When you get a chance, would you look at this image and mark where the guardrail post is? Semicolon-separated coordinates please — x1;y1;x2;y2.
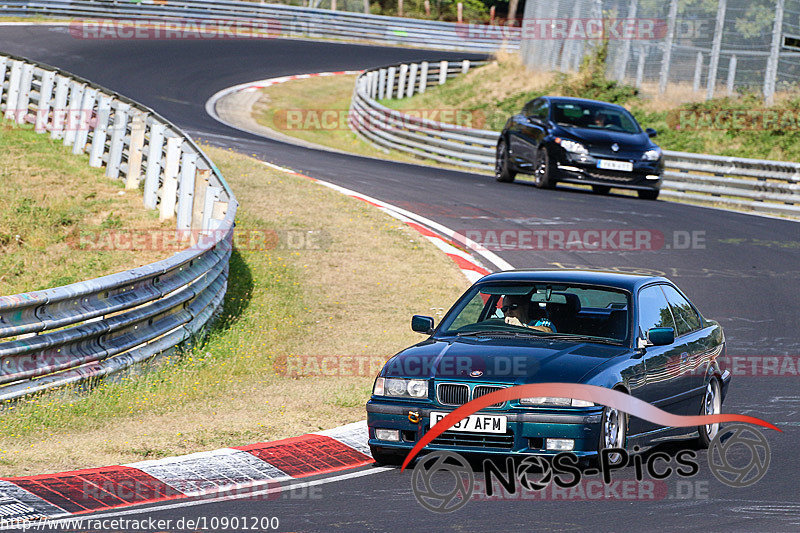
177;151;197;230
693;52;703;93
202;186;223;231
15;63;34;125
63;81;85;146
386;67;396;99
106;102;130;179
50;75;70;140
369;71;378;99
397;65;408;100
378;68;387;99
407;63;418;97
192;168;210;230
89;95;112;167
419;62;428;93
35;70;56;133
438;61;448;84
159;136;182;221
461;60;470;74
125;112;147;188
143;121;165;209
0;57;8;102
72;87;97;155
3;60;22;122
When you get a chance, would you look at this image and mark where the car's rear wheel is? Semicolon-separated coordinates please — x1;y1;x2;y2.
599;404;627;464
533;147;556;189
638;189;659;200
592;185;611;195
495;138;516;183
696;379;721;449
370;445;406;467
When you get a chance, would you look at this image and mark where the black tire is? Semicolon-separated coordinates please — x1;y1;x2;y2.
370;445;405;467
533;147;556;189
638;189;659;200
592;185;611;195
599;404;627;464
495;138;516;183
696;379;721;449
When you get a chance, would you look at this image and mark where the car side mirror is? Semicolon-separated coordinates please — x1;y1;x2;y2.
646;128;657;138
647;327;674;346
411;315;435;335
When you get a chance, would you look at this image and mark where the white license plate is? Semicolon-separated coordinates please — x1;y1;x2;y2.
597;159;633;172
430;412;507;434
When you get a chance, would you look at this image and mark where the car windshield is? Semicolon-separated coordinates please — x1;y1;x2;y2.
552;101;641;134
439;282;631;343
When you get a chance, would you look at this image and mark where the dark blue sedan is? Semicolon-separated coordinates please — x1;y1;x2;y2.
366;270;731;465
495;97;664;199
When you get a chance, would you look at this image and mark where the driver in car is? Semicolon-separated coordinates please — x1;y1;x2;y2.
501;295;556;332
593;111;607;128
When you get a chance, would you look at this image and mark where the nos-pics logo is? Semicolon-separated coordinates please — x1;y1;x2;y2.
410;424;770;513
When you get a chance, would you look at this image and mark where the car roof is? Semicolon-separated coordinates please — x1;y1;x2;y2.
476;269;670;292
545;96;628;109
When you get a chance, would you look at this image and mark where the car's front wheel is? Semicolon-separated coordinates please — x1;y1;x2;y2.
495;138;516;183
696;379;721;448
533;147;556;189
599;404;627;464
369;445;406;467
638;189;659;200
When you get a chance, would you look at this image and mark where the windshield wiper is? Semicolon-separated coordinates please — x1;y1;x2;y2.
542;334;624;346
456;330;516;337
456;329;549;338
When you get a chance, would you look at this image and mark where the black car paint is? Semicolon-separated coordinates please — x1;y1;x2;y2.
500;96;664;194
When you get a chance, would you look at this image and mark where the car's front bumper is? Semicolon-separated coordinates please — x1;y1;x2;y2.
554;153;663;191
367;400;604;458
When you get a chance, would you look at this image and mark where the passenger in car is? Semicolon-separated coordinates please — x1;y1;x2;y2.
501;294;556;332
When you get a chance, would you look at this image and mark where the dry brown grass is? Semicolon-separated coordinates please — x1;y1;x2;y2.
0;145;469;476
636;81;708;113
0;122;173;295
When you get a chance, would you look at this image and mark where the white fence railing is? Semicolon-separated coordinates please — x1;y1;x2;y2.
0;53;237;402
349;60;800;217
0;0;519;52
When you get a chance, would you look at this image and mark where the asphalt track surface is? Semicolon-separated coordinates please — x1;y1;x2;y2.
2;25;800;532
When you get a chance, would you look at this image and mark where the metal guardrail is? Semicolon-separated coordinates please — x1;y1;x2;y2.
0;53;238;402
0;0;519;52
349;60;800;217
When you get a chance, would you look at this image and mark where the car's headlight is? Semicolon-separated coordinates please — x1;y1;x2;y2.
643;147;661;161
519;397;594;407
373;377;428;398
556;138;588;155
